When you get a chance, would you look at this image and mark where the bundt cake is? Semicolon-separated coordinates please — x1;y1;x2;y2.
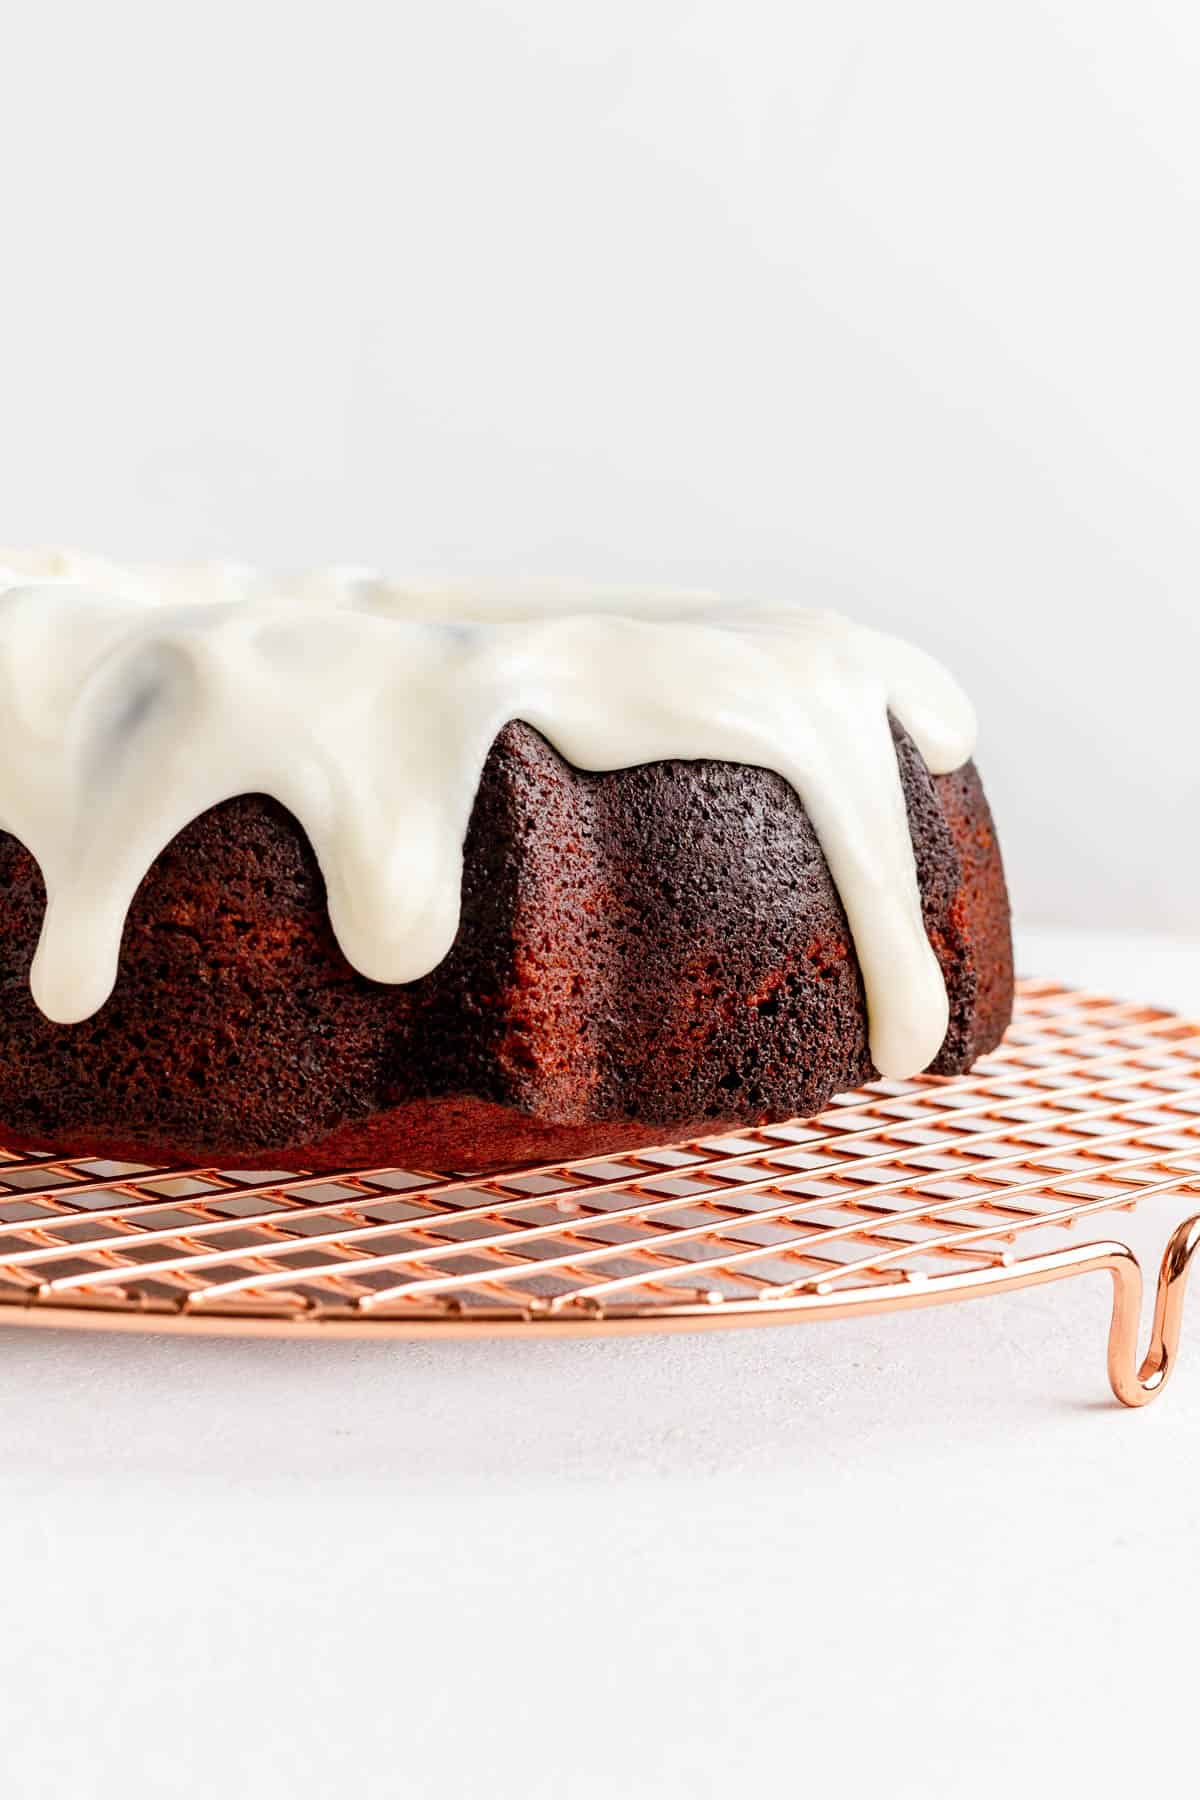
0;554;1013;1173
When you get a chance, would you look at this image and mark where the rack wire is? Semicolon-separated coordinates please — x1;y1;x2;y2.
2;979;1200;1405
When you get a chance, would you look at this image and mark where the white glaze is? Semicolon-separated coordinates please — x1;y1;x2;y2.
0;551;976;1078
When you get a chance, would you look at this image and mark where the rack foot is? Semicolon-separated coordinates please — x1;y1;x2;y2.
1103;1212;1200;1406
872;1212;1200;1407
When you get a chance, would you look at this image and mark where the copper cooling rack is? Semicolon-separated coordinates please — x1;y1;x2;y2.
2;978;1200;1406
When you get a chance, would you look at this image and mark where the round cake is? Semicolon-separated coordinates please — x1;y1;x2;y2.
0;553;1013;1172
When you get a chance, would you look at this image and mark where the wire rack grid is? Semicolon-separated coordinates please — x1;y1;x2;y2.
2;978;1200;1406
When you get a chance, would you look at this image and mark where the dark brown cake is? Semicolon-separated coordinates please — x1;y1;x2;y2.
0;719;1012;1172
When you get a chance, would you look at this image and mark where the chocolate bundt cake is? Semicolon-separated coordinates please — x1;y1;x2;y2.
0;555;1013;1172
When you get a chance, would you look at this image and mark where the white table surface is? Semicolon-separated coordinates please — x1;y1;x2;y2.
4;926;1200;1799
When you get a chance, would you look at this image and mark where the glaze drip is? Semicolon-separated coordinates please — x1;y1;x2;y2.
0;551;976;1078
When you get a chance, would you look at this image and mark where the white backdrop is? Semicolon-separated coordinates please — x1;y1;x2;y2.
4;0;1198;933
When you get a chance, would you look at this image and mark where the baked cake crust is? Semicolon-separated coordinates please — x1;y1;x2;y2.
0;720;1012;1172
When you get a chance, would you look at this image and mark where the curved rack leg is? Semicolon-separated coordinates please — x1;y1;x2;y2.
860;1212;1200;1408
1105;1212;1200;1407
